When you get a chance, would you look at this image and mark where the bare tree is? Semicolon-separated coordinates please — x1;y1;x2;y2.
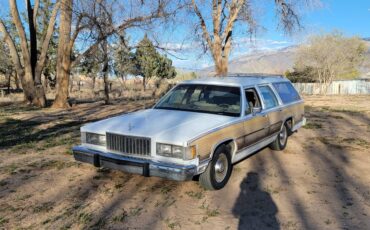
189;0;310;76
52;0;178;108
0;0;60;107
294;32;366;93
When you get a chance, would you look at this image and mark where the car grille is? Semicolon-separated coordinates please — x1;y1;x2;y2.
106;133;151;156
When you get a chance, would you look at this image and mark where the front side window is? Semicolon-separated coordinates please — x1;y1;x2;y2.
272;82;301;104
155;84;241;117
258;85;278;109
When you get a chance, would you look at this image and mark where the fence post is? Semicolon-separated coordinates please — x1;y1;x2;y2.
338;84;341;95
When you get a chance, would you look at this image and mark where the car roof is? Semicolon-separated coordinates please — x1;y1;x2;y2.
181;75;289;87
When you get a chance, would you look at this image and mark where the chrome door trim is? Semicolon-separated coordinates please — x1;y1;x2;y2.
232;133;278;163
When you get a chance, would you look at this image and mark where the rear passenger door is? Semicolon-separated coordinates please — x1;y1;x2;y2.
258;85;283;136
238;88;269;150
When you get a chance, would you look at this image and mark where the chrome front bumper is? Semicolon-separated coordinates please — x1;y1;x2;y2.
72;145;197;181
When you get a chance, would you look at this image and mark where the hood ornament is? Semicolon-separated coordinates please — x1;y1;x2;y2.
128;123;133;131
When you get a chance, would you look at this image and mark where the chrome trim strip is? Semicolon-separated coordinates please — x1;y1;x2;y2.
232;134;278;163
197;158;212;174
106;133;151;156
154;84;244;118
187;99;303;144
187;117;245;144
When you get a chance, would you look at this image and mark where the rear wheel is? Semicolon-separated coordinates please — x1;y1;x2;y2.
269;122;289;151
199;145;232;190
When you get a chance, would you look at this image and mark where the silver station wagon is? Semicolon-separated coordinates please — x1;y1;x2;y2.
73;76;306;190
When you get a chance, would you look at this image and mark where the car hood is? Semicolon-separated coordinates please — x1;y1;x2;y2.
81;109;238;144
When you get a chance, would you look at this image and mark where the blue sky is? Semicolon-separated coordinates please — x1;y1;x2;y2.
166;0;370;70
1;0;370;70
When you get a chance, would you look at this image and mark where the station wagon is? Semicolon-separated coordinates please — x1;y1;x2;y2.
73;76;306;190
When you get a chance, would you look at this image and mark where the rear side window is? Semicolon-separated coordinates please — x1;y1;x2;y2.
272;82;301;104
258;86;278;109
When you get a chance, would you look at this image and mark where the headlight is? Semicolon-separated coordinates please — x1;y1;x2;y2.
85;132;106;146
156;143;197;160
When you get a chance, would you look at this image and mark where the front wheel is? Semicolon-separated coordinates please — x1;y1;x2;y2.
269;122;289;151
199;145;232;190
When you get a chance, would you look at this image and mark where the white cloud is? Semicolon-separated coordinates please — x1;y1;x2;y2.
233;37;291;49
160;41;201;51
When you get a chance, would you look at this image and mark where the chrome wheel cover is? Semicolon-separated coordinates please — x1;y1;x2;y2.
214;153;228;183
279;126;287;145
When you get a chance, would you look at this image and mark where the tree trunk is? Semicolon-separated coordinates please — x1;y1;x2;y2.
33;71;47;107
53;62;71;108
27;0;46;107
21;70;37;104
70;74;74;92
52;0;72;108
103;73;110;104
92;75;96;91
78;80;81;91
102;41;110;104
43;72;49;92
7;74;11;94
143;77;146;91
215;58;228;76
27;0;37;80
14;71;20;90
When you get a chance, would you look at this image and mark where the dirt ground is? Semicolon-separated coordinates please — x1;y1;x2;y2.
0;95;369;230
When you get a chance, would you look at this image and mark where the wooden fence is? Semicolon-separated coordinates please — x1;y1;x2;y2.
293;80;370;95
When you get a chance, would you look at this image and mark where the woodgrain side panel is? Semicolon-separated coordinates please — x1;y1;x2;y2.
190;121;244;161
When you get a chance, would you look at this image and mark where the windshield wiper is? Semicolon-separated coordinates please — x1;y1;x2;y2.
155;107;239;117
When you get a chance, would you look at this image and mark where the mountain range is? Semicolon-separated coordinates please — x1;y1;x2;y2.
197;39;370;77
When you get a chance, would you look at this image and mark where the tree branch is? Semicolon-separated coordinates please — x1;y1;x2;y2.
191;0;213;51
221;0;243;41
33;0;40;26
219;0;228;34
71;4;170;67
212;0;222;36
274;0;301;34
9;0;31;67
35;1;60;75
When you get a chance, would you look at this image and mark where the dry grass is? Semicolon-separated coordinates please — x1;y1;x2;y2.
0;95;369;229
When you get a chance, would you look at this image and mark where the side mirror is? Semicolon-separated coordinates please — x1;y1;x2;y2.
252;107;262;115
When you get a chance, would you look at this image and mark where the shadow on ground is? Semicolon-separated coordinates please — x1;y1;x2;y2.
233;172;279;230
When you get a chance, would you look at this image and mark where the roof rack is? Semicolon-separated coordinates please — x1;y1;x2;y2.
225;73;284;78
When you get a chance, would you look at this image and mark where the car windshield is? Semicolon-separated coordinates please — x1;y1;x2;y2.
155;84;241;117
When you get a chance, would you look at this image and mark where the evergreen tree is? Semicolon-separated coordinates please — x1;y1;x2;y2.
156;55;176;79
113;34;136;81
134;35;177;90
134;34;159;90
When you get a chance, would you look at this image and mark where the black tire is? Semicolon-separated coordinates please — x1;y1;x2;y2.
286;119;293;136
269;122;289;151
199;145;232;190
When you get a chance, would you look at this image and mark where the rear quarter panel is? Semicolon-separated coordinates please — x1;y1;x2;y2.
282;101;305;126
